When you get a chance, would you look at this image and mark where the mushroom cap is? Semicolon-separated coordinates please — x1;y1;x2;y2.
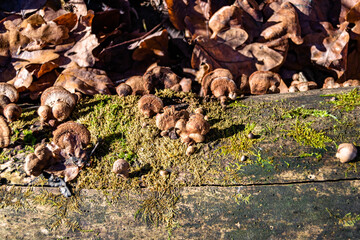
38;105;52;122
53;121;90;149
52;101;72;122
138;94;163;118
179;78;192;92
186;113;210;135
342;79;360;87
143;66;180;91
64;164;80;182
0;116;10;148
188;133;205;143
3;103;22;122
125;76;149;96
24;154;43;176
0;95;10;109
323;77;340;89
201;68;234;97
156;107;189;131
116;83;132;96
34;143;52;162
249;71;281;95
112;159;130;178
336;143;358;163
40;86;77;108
0;83;19;103
210;77;238;99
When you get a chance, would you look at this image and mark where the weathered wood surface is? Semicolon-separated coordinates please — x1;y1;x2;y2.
1;87;360;239
1;180;360;239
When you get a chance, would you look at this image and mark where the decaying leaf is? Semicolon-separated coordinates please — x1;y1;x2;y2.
260;2;303;45
240;42;285;71
54;62;113;95
311;22;349;78
191;36;254;80
131;29;169;61
209;5;243;38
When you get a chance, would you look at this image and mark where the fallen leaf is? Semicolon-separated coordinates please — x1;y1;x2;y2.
54;62;114;95
131;29;169;61
65;33;99;67
191;36;254;80
310;22;349;78
260;2;303;45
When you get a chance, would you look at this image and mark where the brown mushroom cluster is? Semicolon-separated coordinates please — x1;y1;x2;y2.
38;86;77;125
116;65;192;97
24;121;91;182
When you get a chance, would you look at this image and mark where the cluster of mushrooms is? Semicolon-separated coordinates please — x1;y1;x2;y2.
0;61;357;194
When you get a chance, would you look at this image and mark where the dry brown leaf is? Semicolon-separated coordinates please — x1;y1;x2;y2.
260;2;303;45
54;62;113;95
65;34;99;68
191;36;254;80
216;27;248;49
310;22;349;78
131;29;169;61
52;12;78;31
239;42;285;71
209;5;243;38
19;14;69;47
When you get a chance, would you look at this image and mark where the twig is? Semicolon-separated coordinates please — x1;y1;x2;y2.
100;18;167;54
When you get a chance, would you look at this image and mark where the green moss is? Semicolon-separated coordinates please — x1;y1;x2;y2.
323;88;360;111
282;107;338;122
284;119;333;149
217;123;260;161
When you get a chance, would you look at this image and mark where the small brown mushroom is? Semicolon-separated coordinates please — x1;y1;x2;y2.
37;105;52;124
0;95;10;113
342;79;360;87
336;143;358;163
248;71;281;95
176;113;210;144
112;159;130;178
0;83;19;103
53;121;90;159
3;103;22;122
143;66;181;92
322;77;341;89
138;94;163;118
179;78;192;92
24;143;52;176
0;116;10;148
201;68;238;105
40;86;77;122
156;106;189;131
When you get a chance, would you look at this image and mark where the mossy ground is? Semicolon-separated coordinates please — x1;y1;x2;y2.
1;88;360;234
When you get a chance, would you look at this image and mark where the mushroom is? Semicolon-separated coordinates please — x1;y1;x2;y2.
52;121;91;161
24;143;53;176
322;77;341;89
0;83;21;122
248;71;281;95
40;86;77;122
342;79;360;87
3;103;22;122
176;113;210;145
138;94;163;118
112;159;130;178
0;83;19;103
0;116;10;148
179;78;192;92
143;66;181;92
336;143;358;163
291;81;317;92
116;76;149;97
156;106;189;132
201;68;238;105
